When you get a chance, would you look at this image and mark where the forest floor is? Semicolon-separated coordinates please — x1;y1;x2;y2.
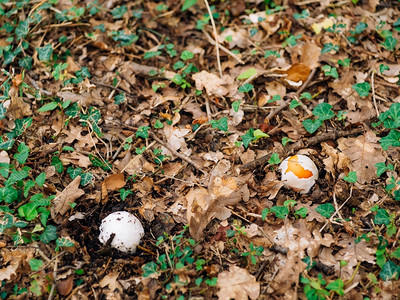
1;0;400;299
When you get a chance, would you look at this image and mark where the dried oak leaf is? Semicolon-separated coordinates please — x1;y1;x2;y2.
186;176;249;240
99;272;122;292
0;248;34;281
51;176;84;222
217;266;260;300
337;131;385;183
334;234;375;279
192;71;234;97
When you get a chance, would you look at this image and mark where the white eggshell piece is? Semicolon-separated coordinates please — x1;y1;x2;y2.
279;154;318;194
99;211;144;253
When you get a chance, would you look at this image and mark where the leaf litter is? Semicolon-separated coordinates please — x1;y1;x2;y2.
0;0;400;299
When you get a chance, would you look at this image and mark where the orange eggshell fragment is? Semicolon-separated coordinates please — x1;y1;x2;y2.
279;154;318;194
285;155;314;179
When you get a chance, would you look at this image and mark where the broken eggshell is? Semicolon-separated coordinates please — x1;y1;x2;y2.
279;154;318;194
98;211;144;253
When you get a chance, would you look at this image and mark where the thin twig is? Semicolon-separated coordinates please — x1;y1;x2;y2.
149;131;207;174
371;71;379;117
121;141;156;173
203;0;222;77
90;80;136;99
47;258;58;300
202;30;245;64
320;186;353;232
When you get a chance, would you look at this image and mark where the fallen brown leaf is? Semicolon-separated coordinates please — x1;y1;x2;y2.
217;266;260;300
51;176;85;222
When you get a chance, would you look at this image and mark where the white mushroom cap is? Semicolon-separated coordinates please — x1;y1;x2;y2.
98;211;144;253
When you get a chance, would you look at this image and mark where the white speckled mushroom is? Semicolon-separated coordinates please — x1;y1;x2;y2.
98;211;144;253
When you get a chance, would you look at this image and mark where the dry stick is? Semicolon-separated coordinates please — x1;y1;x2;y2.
266;68;317;122
203;0;223;78
371;71;379;117
239;127;364;174
90;80;136;99
202;30;245;64
320;186;353;232
149;131;207;174
121;141;156;173
48;257;58;300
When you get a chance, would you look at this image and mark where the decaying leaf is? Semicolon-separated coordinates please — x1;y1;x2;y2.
104;173;125;191
186;176;249;240
51;176;85;222
217;266;260;300
337;131;385;183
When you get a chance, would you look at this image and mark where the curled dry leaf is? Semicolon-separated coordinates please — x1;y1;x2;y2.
51;176;85;223
57;275;74;296
217;266;260;300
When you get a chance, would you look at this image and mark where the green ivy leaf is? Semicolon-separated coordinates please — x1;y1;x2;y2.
35;173;46;187
382;36;398;51
374;209;390;225
29;259;43;271
379;261;400;281
18;56;33;70
302;119;323;134
209;117;228;132
114;93;126;104
24;180;35;198
111;5;127;19
36;44;53;61
120;188;133;201
80;172;93;186
295;207;308;218
55;237;74;251
6;168;30;186
313;103;335;121
142;261;159;277
270;206;289;219
67;167;83;179
18;202;38;221
181;0;197;11
237;68;257;80
343;171;357;183
14;142;30;164
241;128;256;148
268;153;280;165
289;99;301;109
40;225;57;244
321;43;339;54
379;130;400;150
326;279;344;295
0;187;18;203
316;203;335;218
51;156;64;173
144;51;161;59
261;208;270;220
375;162;394;177
232;101;241;113
180;50;194;61
136;126;150;139
15;20;29;40
352;82;371;97
264;50;281;58
238;83;254;93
